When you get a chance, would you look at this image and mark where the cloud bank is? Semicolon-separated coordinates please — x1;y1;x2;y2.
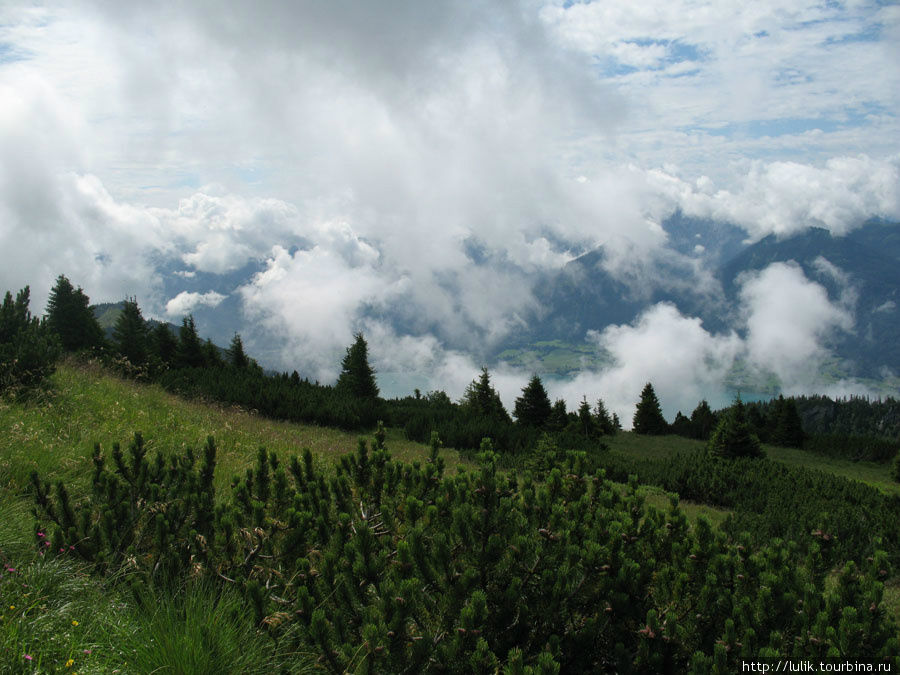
0;1;897;414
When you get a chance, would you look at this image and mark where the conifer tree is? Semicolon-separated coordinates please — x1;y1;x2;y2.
893;453;900;483
670;411;693;437
45;275;105;353
336;333;379;399
150;322;178;367
547;399;568;431
690;399;717;440
513;375;552;427
0;286;60;392
632;382;668;435
112;298;148;366
595;398;615;435
202;338;222;367
577;396;598;438
708;396;764;459
771;395;805;448
226;333;249;369
461;367;508;422
176;315;205;369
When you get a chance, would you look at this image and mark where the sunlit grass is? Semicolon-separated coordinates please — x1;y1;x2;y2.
604;431;900;496
0;359;464;500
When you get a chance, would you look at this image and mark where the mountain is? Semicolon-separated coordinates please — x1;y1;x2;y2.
502;219;900;382
718;222;900;377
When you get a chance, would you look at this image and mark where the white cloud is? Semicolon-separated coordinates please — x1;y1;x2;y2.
165;290;227;318
738;261;855;390
552;303;743;426
646;155;900;240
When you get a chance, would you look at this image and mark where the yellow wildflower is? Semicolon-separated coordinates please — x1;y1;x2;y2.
65;658;75;667
71;619;79;626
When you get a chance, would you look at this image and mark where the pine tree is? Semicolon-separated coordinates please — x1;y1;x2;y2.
514;375;552;427
202;338;222;367
45;275;105;353
771;395;805;448
336;333;379;399
547;399;569;431
595;398;614;435
708;397;764;459
226;333;249;369
461;367;508;422
150;322;178;367
670;411;693;437
577;396;598;438
176;315;205;369
112;298;148;366
0;286;60;392
690;399;717;440
632;382;668;435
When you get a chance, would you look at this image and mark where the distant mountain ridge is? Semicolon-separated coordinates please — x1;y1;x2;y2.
502;218;900;383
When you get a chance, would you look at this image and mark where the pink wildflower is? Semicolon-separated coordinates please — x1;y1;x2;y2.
24;654;33;661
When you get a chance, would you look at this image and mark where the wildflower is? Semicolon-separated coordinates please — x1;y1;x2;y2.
24;654;32;661
82;649;92;655
9;605;14;610
72;620;79;626
66;658;75;667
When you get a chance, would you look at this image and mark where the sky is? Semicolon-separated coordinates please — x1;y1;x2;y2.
1;0;899;423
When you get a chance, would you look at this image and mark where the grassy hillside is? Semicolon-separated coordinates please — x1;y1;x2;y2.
0;359;466;548
605;431;900;497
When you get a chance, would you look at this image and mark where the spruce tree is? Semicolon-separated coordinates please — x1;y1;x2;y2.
595;398;614;435
689;399;717;440
150;322;178;367
461;367;508;422
45;275;105;353
771;395;805;448
176;315;205;369
513;375;552;427
336;333;379;399
226;333;249;369
577;396;598;438
708;397;764;459
547;399;568;431
632;382;668;435
0;286;60;392
111;298;148;366
202;338;222;367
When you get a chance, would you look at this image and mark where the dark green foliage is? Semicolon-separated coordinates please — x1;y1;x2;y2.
30;432;217;580
770;395;805;448
112;298;149;368
894;454;900;483
708;397;764;459
595;398;616;435
202;338;223;368
45;274;105;353
0;286;61;394
226;333;249;369
462;367;510;423
790;393;900;439
632;382;669;435
689;399;718;440
176;315;205;369
150;321;178;369
802;433;899;464
513;375;552;428
598;448;900;567
548;399;569;432
336;332;379;399
31;431;900;671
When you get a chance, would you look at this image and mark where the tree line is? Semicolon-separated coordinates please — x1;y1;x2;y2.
2;274;898;480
